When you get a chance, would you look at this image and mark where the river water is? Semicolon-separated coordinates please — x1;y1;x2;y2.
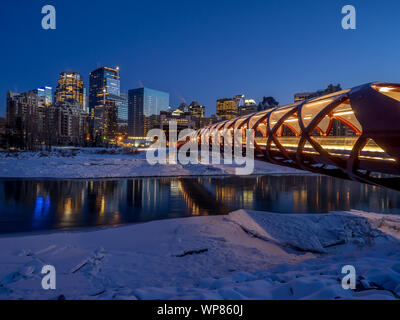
0;175;399;234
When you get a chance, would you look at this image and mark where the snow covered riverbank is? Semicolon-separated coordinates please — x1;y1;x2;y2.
0;148;304;179
0;210;399;300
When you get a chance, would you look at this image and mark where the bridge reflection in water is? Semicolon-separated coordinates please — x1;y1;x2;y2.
194;83;400;190
1;176;400;234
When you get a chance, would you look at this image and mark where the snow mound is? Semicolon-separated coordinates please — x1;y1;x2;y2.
349;210;400;240
1;211;400;300
228;210;387;253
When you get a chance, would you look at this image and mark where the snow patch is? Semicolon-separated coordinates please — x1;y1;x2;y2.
0;148;305;179
228;210;385;253
0;210;399;300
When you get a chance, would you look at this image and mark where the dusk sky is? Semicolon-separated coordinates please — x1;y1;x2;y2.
1;0;400;116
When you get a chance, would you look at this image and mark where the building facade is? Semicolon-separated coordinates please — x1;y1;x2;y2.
89;67;125;141
6;90;38;127
159;109;196;135
117;93;128;126
6;88;88;149
128;88;170;137
54;72;84;106
36;86;53;106
239;99;258;116
216;95;243;120
6;90;43;149
49;100;89;145
189;101;205;117
89;67;120;111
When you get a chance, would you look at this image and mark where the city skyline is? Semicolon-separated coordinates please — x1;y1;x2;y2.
3;65;224;114
2;0;400;303
2;0;400;117
3;64;281;117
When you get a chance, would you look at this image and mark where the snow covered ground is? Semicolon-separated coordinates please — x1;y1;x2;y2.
0;209;399;300
0;148;304;179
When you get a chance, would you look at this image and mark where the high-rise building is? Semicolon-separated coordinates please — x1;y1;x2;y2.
187;101;205;129
240;99;258;116
89;66;124;141
216;95;243;120
49;100;89;145
118;93;129;126
6;90;39;128
54;72;84;106
89;67;120;111
83;88;89;114
128;88;170;137
36;86;53;106
6;90;48;148
116;94;129;137
189;101;205;119
6;89;89;148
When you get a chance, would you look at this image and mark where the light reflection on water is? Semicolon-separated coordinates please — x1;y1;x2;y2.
0;175;399;234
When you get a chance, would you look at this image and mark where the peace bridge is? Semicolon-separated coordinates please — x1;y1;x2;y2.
189;83;400;190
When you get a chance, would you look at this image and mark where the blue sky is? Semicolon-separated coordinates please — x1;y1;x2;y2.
1;0;400;116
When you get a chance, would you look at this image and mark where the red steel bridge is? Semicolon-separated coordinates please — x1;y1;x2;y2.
190;82;400;190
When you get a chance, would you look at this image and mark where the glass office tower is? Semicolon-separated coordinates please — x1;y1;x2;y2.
89;67;120;112
118;93;129;126
89;67;123;140
128;88;170;137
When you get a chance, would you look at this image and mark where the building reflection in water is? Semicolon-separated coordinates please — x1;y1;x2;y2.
0;175;400;234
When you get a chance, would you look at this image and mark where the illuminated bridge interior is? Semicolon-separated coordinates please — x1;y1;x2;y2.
191;82;400;190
